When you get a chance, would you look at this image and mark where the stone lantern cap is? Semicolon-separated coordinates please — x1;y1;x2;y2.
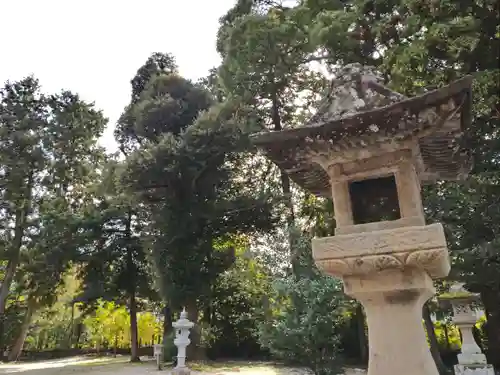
439;282;481;303
252;64;473;197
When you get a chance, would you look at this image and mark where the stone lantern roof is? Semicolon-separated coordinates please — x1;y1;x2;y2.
439;282;481;303
252;64;473;196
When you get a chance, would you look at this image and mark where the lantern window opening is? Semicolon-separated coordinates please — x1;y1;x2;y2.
348;174;402;225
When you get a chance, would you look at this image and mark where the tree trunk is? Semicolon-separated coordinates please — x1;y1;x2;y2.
0;174;33;359
0;260;17;359
7;301;35;362
481;289;500;371
0;261;18;318
270;90;297;274
0;215;28;314
125;208;140;363
162;305;172;342
74;323;82;349
0;228;27;357
355;304;369;364
129;287;140;362
423;303;449;375
37;332;45;351
162;305;172;363
65;303;75;349
186;302;204;361
443;323;450;351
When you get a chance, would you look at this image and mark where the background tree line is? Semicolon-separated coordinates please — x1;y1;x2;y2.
0;0;498;374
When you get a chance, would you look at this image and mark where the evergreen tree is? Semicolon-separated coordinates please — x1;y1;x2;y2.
0;77;106;357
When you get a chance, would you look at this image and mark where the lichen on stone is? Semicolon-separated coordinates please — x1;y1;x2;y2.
306;63;400;126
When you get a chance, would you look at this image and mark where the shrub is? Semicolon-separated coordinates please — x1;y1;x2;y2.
258;275;348;375
207;252;273;359
163;331;177;362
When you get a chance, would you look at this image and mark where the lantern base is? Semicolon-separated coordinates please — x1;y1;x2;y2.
458;353;488;365
455;364;495;375
172;366;191;375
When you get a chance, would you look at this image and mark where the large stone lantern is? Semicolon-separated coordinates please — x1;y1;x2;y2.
252;64;473;375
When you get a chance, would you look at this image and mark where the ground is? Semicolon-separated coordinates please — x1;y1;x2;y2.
0;357;366;375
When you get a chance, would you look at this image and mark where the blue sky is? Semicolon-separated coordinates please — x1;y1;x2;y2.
0;0;235;151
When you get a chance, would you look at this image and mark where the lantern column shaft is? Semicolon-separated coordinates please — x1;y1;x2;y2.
458;324;481;357
344;268;439;375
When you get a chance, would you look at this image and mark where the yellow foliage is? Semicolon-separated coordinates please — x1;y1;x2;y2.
83;300;162;349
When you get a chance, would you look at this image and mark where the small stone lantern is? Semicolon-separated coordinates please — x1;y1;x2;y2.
440;283;494;375
172;308;194;375
252;64;473;375
154;343;163;370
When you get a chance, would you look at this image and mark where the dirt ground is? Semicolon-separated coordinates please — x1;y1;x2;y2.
0;361;301;375
0;357;366;375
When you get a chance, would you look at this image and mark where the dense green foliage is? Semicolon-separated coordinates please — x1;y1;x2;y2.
258;233;348;375
0;77;106;360
260;277;347;373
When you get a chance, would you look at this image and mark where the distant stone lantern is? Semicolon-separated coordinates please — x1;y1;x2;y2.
439;283;494;375
172;308;194;375
252;64;473;375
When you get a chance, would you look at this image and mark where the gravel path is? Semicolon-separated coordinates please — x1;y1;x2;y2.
0;357;366;375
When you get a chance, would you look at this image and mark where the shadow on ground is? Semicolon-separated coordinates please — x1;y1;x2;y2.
189;361;365;374
0;356;139;374
0;357;366;375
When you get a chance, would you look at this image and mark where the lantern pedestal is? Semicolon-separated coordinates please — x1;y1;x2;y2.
455;365;494;375
346;269;436;375
314;224;450;375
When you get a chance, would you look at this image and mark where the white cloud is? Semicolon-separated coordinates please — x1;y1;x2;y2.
0;0;235;152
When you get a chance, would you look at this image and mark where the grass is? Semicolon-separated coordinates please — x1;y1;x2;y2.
190;360;279;371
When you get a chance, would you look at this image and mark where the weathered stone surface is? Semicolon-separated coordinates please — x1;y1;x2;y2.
334;216;425;235
313;224;450;278
314;223;446;257
306;63;395;125
458;353;488;365
454;364;495;375
251;71;473;196
341;268;439;375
